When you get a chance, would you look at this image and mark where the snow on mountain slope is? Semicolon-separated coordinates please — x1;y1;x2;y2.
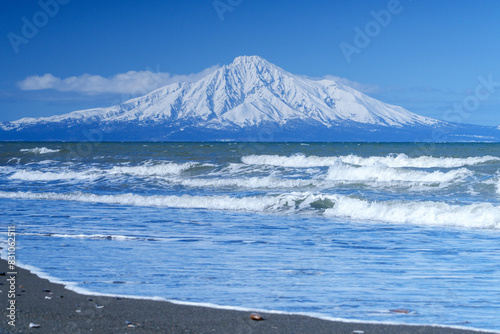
3;56;441;132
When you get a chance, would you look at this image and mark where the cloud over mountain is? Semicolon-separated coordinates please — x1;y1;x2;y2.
3;56;500;142
17;66;220;95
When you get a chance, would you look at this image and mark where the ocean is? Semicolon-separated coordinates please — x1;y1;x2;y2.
1;142;499;331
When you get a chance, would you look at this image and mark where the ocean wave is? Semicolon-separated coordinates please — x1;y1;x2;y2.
169;166;467;189
19;232;148;241
0;166;16;174
326;163;472;183
20;147;60;154
339;154;499;168
242;154;340;167
6;162;199;181
8;170;100;181
107;162;198;176
242;153;499;168
173;176;316;189
0;190;334;212
1;190;498;229
482;174;500;195
0;190;276;211
7;158;21;164
324;197;500;229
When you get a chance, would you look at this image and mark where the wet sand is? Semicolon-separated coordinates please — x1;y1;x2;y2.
0;258;495;334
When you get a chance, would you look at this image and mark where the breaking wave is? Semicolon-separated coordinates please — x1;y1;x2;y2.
325;162;471;183
4;163;474;190
107;162;198;176
7;162;199;181
9;170;100;181
20;147;60;154
19;232;146;241
242;153;499;168
0;190;282;211
324;197;500;229
171;176;316;189
1;190;498;229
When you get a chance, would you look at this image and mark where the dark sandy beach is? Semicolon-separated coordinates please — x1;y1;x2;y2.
0;258;496;334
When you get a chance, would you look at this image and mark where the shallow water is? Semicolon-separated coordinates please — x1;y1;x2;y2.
1;142;499;330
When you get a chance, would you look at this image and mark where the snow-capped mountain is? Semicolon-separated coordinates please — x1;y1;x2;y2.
1;56;499;142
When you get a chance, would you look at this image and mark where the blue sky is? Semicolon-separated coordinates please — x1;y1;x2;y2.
1;0;500;125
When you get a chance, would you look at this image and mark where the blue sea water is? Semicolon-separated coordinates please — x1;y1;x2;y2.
1;142;500;331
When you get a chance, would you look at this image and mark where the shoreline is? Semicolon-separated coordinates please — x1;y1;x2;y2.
1;258;497;334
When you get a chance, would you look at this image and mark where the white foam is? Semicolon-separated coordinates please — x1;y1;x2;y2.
0;190;336;214
9;170;99;181
6;161;197;181
173;176;315;189
324;197;500;229
326;162;472;183
20;232;142;241
0;166;16;174
107;162;196;176
20;147;60;154
242;154;341;167
35;160;57;165
242;153;500;168
339;153;499;168
0;190;278;211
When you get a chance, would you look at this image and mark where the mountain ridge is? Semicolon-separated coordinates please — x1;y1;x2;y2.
1;56;499;142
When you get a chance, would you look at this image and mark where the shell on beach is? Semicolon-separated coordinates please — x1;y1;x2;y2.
249;313;263;321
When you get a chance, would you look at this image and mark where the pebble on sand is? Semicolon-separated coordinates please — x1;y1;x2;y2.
125;320;136;328
250;313;263;321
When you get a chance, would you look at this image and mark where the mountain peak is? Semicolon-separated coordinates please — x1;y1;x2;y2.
231;55;268;65
228;55;280;75
1;55;465;141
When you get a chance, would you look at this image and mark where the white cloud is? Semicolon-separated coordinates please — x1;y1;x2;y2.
17;66;220;95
